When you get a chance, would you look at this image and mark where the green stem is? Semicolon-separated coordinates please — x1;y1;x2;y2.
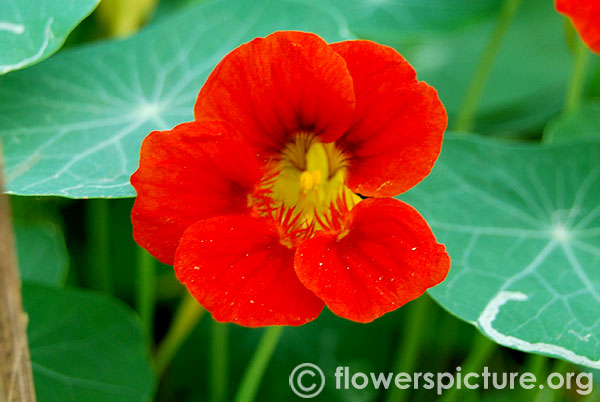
582;387;599;402
156;273;185;300
210;320;229;402
454;0;523;132
233;326;284;402
385;296;431;402
435;311;461;370
519;354;547;400
135;247;156;337
533;359;570;402
439;333;496;402
86;199;112;293
526;354;548;374
154;292;204;376
564;39;589;113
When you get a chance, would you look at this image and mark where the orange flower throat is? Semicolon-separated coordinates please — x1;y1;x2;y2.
248;133;361;248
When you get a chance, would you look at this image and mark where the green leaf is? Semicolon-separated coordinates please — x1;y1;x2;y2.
0;0;100;75
0;0;349;197
544;101;600;144
321;0;502;41
0;0;503;198
398;0;572;135
15;221;68;287
401;135;600;369
24;284;155;402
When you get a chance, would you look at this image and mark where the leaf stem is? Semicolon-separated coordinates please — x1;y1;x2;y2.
533;358;569;402
0;142;36;401
564;39;589;113
439;333;496;402
135;247;156;337
233;326;284;402
385;296;431;402
86;199;113;293
96;0;158;37
210;320;229;402
154;292;204;377
519;354;547;400
454;0;523;132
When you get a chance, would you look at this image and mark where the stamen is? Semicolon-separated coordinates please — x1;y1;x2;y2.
300;170;322;193
248;133;360;248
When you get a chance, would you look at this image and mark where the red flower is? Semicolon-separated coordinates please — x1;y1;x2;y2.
131;31;450;327
556;0;600;53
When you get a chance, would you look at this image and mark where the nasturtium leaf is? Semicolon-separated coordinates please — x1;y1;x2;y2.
402;135;600;369
544;101;600;144
320;0;502;41
15;221;68;287
397;0;572;135
23;284;155;402
0;0;100;75
0;0;353;198
0;0;502;198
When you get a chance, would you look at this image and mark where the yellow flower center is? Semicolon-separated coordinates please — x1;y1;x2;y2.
249;132;360;247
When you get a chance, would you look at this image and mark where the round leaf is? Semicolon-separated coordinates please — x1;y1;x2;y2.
0;0;100;75
24;284;155;402
402;135;600;369
15;221;68;286
0;0;504;198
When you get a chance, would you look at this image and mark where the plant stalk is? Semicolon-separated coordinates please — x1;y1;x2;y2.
385;296;430;402
86;199;113;293
0;141;36;402
135;247;156;337
439;333;496;402
210;320;229;402
233;326;284;402
564;39;589;113
454;0;523;132
154;292;204;377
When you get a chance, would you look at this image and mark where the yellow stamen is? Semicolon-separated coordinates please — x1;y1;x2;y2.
300;170;322;193
250;132;361;247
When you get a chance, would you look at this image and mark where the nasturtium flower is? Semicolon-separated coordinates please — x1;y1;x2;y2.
131;31;450;327
556;0;600;53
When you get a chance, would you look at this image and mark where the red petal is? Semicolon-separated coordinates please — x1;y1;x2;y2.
131;121;261;265
175;215;324;327
194;31;356;159
295;198;450;323
556;0;600;53
330;40;447;197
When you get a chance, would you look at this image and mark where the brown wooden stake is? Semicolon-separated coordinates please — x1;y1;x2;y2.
0;141;36;402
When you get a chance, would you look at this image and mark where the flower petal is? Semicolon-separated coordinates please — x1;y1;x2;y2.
330;40;447;197
131;121;261;265
295;198;450;323
556;0;600;53
194;31;356;159
175;214;324;327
